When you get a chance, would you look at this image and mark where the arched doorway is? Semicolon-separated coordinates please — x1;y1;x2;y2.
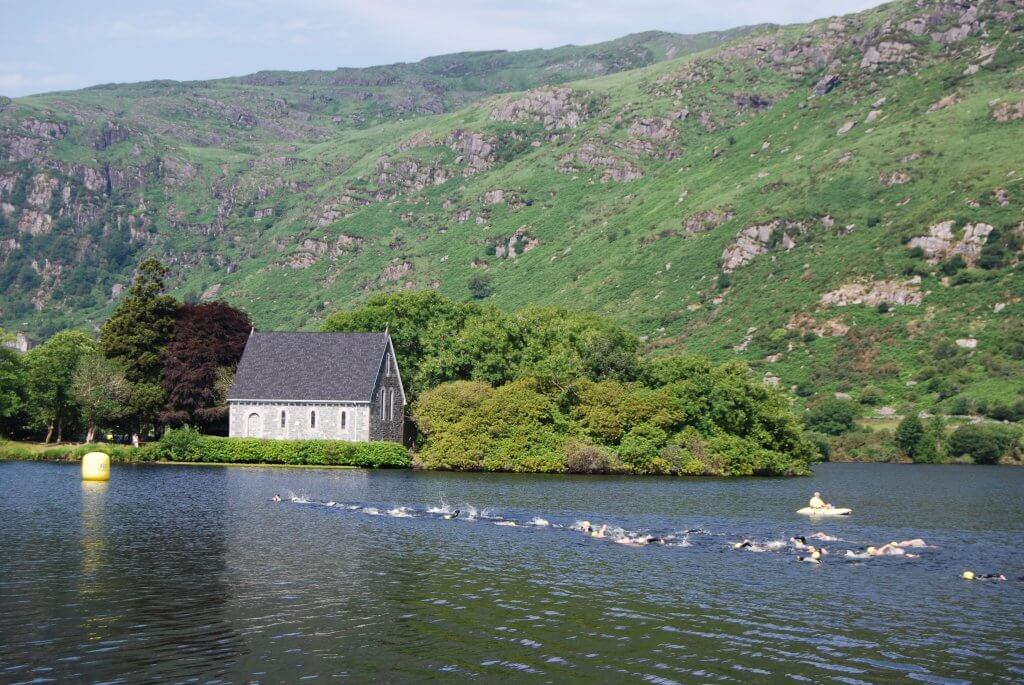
246;412;261;437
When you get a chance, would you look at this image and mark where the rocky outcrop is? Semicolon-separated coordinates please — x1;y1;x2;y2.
629;117;676;140
860;41;915;71
992;101;1024;122
94;123;132;150
489;87;594;130
375;155;450;200
786;313;850;337
720;220;805;272
446;129;495;175
928;94;961;112
380;260;413;281
879;170;912;187
820;277;923;307
20;118;68;139
683;208;734;233
492;227;539;259
812;74;840;96
907;220;994;265
284;234;363;269
559;143;643;182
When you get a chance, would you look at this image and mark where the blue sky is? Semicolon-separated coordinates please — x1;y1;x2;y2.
1;0;885;97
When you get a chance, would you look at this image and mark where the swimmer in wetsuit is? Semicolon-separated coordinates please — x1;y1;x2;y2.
271;494;281;502
444;509;460;520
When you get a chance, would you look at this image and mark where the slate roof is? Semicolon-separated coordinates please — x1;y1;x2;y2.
227;332;391;402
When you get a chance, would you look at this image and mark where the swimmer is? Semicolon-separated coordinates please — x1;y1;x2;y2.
271;494;281;502
733;539;754;550
790;535;808;548
845;550;871;560
866;543;917;558
808;491;831;510
962;570;1007;581
575;521;593;534
798;554;822;564
443;509;460;520
810;532;838;542
894;538;928;548
591;524;608;539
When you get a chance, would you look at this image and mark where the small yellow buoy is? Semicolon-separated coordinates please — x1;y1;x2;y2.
81;451;111;482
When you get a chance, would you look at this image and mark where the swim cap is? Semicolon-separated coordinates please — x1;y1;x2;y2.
811;551;821;560
962;571;975;580
867;546;876;554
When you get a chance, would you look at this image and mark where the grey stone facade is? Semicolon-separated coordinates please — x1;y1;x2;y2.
227;331;405;443
229;402;371;440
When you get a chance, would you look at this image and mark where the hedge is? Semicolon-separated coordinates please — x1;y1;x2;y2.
146;429;411;468
0;441;142;463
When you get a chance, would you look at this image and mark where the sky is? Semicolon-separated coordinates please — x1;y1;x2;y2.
1;0;885;97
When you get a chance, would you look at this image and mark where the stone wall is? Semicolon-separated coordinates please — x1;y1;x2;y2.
229;402;370;441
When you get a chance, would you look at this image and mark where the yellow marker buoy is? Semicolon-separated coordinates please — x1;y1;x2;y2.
81;452;111;481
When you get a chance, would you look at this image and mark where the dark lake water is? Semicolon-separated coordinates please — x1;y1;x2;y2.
1;461;1022;684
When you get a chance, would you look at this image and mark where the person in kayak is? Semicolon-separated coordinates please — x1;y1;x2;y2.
808;492;831;510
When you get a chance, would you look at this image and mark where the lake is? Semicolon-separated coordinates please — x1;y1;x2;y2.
1;462;1022;684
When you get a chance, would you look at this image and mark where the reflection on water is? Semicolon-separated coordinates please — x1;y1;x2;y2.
1;462;1022;683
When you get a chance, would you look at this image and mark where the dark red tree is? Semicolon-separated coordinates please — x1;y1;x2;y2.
160;301;251;431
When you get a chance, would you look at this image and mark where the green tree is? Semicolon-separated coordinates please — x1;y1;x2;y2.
322;291;473;399
948;424;1010;464
895;414;924;457
0;338;26;422
25;330;95;442
805;399;858;435
100;258;178;430
71;352;130;442
914;415;948;463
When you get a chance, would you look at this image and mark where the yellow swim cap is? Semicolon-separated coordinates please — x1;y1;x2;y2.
867;546;877;554
962;571;975;580
811;551;821;560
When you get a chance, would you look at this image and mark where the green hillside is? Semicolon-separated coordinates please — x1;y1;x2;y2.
1;0;1022;415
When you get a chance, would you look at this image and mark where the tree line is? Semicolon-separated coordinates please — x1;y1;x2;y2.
0;258;251;443
323;292;817;475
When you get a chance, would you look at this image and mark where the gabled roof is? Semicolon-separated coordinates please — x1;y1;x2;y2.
227;332;392;402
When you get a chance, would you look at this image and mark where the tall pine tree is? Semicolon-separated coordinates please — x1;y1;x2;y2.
100;258;178;433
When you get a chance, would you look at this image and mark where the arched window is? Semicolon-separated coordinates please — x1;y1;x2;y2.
389;389;395;421
341;411;347;430
380;391;385;420
280;410;286;428
310;410;316;429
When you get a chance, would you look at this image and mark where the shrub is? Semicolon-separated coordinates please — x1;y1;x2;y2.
859;386;884;405
717;272;732;290
151;432;410;468
467;273;494;299
616;423;667;470
948;424;1012;464
875;301;890;314
564;440;611;473
804;431;831;461
830;430;901;462
806;399;858;435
